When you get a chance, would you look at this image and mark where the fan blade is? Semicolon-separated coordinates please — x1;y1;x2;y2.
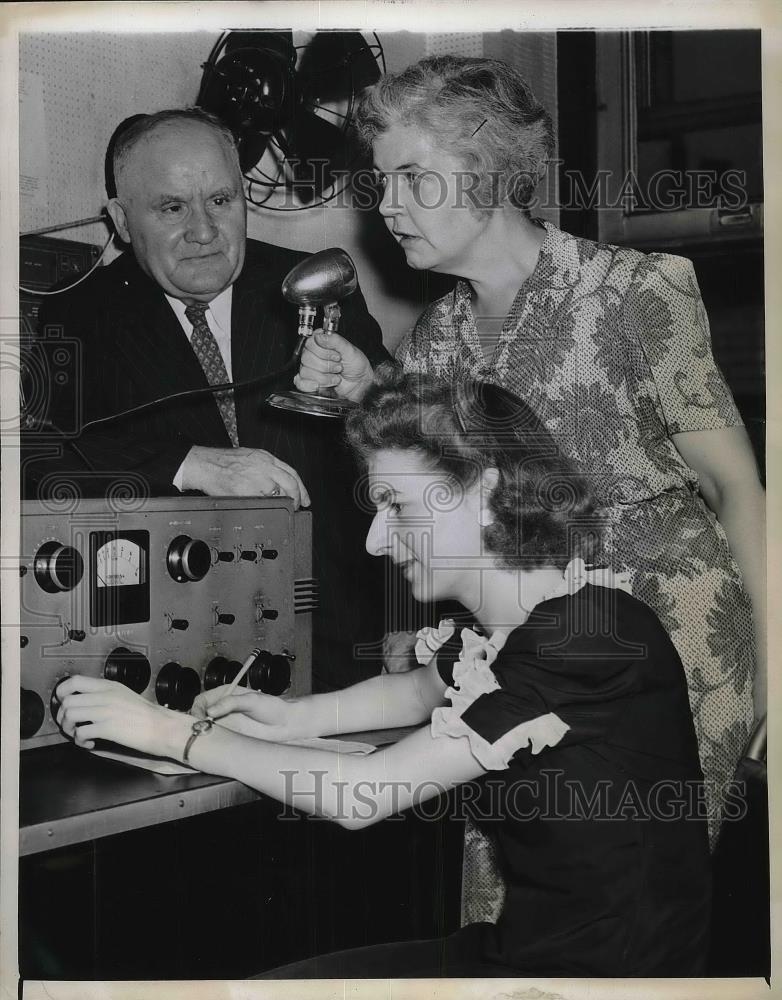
286;108;357;202
224;30;295;67
296;31;381;104
198;30;299;172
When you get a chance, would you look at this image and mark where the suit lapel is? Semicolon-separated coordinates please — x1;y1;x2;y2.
111;255;230;445
231;253;299;437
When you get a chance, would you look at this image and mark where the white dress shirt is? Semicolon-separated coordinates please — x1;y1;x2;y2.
166;287;235;490
165;286;234;380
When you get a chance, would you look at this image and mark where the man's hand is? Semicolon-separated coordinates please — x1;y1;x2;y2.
294;331;374;403
181;447;310;507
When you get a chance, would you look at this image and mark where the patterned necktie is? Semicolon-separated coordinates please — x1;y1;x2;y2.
184;302;239;447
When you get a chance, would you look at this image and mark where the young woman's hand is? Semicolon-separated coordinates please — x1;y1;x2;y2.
54;675;190;758
191;686;312;743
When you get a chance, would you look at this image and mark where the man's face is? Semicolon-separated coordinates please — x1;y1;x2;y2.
108;122;247;302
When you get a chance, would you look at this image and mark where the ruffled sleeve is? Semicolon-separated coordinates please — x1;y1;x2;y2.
430;627;571;771
428;564;642;771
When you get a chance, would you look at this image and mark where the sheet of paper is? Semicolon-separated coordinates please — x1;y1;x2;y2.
90;735;377;776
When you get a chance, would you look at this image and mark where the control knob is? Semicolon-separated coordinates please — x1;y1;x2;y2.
104;647;151;694
166;535;212;583
33;541;84;593
20;688;45;739
155;662;201;711
247;651;291;696
204;656;243;690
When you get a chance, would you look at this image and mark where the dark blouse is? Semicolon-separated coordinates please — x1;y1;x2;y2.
432;585;712;977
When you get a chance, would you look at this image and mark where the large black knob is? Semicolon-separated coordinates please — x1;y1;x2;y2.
155;662;201;711
204;656;243;690
20;688;45;739
104;647;151;694
247;651;291;696
33;541;84;593
166;535;212;583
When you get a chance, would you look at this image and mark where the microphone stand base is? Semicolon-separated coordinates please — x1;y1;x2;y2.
265;390;357;420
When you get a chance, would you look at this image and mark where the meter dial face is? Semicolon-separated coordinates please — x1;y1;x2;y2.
95;537;144;588
89;530;150;627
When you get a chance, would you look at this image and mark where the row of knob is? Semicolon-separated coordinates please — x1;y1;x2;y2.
19;646;292;738
166;535;277;583
30;535;278;593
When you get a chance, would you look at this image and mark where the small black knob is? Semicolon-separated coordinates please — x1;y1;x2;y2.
204;656;243;690
20;635;29;649
240;550;257;562
20;688;45;739
155;662;201;711
261;549;278;561
34;541;84;593
68;629;86;642
104;646;152;693
217;613;235;626
247;651;291;696
261;609;279;621
19;565;27;577
166;535;212;583
217;551;235;563
170;618;189;631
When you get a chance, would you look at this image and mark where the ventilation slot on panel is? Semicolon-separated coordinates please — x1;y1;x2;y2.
294;577;319;614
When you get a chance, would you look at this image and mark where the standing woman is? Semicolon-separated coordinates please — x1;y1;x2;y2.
295;54;766;912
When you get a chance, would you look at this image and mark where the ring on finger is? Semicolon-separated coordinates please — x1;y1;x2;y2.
269;486;281;497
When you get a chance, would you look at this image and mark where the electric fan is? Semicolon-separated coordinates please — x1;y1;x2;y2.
197;30;385;208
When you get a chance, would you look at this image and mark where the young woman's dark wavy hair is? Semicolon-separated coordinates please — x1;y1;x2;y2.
346;364;601;571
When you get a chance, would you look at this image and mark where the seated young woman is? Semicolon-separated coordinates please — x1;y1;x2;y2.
55;367;711;978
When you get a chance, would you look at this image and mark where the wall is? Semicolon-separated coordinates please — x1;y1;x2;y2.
19;32;213;248
19;30;558;350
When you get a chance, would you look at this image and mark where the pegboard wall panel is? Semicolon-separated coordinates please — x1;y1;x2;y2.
425;34;483;58
19;33;215;249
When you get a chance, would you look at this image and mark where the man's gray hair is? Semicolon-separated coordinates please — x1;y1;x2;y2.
111;108;241;194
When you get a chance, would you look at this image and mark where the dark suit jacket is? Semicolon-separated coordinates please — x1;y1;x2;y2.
25;239;392;689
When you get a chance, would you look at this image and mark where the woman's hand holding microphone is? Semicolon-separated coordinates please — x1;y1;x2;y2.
294;331;374;403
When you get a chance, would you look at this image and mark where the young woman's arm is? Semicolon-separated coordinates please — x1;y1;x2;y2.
191;659;448;742
55;663;476;830
672;425;766;717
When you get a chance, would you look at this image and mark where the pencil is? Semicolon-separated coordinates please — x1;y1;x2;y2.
220;647;262;701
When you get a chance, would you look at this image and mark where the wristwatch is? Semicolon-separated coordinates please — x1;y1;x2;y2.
183;716;214;763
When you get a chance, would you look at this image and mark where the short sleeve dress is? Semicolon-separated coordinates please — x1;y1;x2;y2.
397;221;755;853
422;582;712;977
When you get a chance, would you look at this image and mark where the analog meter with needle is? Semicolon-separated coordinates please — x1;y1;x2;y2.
90;531;150;626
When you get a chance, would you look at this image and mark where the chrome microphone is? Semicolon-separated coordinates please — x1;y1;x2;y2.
281;247;358;340
266;248;360;419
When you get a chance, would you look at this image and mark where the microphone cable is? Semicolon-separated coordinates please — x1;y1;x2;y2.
21;335;308;471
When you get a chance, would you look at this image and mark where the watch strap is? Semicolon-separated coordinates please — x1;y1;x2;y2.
183;716;214;763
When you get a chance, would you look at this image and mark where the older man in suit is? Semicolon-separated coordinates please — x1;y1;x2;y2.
26;108;390;689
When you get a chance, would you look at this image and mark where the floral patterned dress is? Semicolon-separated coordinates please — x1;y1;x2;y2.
397;220;755;920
